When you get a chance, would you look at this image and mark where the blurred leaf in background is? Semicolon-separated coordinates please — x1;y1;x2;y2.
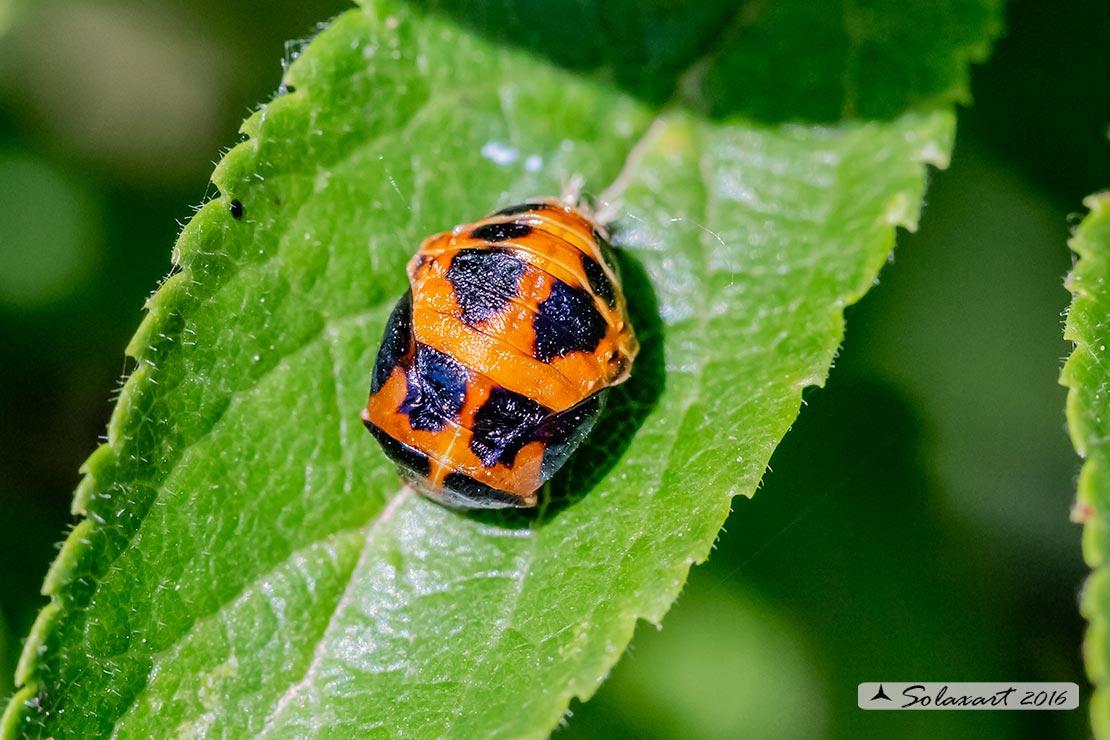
0;153;98;309
0;0;1102;738
0;3;230;186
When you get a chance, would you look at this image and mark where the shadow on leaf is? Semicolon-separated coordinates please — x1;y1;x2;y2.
405;0;997;123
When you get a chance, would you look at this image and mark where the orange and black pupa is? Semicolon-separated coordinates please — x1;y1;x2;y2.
361;198;638;508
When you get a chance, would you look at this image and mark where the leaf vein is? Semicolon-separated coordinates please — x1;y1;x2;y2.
257;487;416;737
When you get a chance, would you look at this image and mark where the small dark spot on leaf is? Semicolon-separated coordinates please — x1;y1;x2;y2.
229;199;244;220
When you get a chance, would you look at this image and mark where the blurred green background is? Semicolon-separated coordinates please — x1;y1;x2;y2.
0;0;1105;738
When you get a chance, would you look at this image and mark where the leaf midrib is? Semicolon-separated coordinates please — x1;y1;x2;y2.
34;1;807;735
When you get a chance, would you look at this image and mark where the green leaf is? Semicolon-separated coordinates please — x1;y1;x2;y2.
1063;193;1110;740
3;1;999;738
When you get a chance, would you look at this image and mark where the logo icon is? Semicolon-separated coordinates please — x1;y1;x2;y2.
870;684;892;702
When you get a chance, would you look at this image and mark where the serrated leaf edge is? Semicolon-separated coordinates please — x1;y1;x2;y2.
0;0;992;734
1062;192;1110;740
0;8;359;735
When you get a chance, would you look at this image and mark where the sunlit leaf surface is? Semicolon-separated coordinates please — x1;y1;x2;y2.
1063;193;1110;740
2;0;999;737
